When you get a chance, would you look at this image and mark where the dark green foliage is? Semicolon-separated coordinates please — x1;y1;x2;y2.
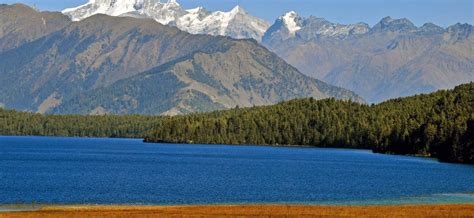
146;83;473;164
147;99;371;148
0;110;162;138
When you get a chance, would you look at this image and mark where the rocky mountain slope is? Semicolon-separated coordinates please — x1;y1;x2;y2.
263;12;474;103
62;0;270;41
0;4;361;115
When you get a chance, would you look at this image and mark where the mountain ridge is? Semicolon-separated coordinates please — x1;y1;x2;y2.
262;11;473;103
60;1;473;103
0;4;362;115
2;2;472;107
62;0;270;41
51;37;363;115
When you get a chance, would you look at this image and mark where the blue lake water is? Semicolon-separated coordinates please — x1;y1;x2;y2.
0;136;473;205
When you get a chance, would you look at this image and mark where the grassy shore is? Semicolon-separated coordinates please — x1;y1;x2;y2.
1;204;474;217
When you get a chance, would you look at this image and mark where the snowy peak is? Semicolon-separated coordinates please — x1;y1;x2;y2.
281;11;302;34
231;5;243;13
62;0;269;41
186;7;206;14
178;5;269;41
63;0;184;23
181;7;209;23
263;11;370;43
167;0;179;5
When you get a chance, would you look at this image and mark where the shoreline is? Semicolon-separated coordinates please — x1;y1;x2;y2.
1;204;474;217
0;135;466;164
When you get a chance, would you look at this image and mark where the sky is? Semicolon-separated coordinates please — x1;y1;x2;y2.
1;0;473;27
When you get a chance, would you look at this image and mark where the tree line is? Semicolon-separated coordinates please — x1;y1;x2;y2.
1;83;472;163
0;110;162;138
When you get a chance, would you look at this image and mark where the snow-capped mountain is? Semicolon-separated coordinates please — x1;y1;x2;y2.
179;6;269;41
62;0;186;25
62;0;270;41
263;11;370;42
281;11;303;35
262;13;474;103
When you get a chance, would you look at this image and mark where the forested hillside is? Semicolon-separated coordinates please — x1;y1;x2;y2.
146;83;473;163
1;83;472;163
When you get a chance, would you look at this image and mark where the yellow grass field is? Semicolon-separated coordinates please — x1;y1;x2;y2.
1;204;474;217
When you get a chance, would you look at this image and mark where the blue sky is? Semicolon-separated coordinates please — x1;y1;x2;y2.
2;0;473;27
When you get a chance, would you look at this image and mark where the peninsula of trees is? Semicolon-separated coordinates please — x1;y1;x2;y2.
145;83;473;163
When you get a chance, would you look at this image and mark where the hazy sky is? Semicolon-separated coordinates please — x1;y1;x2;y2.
2;0;473;27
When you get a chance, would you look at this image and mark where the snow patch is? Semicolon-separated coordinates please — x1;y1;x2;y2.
281;11;301;34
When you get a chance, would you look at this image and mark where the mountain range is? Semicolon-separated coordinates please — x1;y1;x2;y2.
0;4;361;115
62;0;270;42
263;12;474;102
0;1;472;115
62;0;473;103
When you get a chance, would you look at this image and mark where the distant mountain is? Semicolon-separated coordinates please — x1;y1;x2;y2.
62;0;270;41
263;11;369;44
262;12;474;103
0;4;361;115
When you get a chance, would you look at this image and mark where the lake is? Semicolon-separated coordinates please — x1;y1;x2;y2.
0;136;473;205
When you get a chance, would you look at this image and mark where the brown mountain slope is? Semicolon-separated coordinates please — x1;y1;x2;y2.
0;4;362;115
54;39;361;115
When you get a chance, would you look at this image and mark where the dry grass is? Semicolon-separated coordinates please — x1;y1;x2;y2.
1;204;474;217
